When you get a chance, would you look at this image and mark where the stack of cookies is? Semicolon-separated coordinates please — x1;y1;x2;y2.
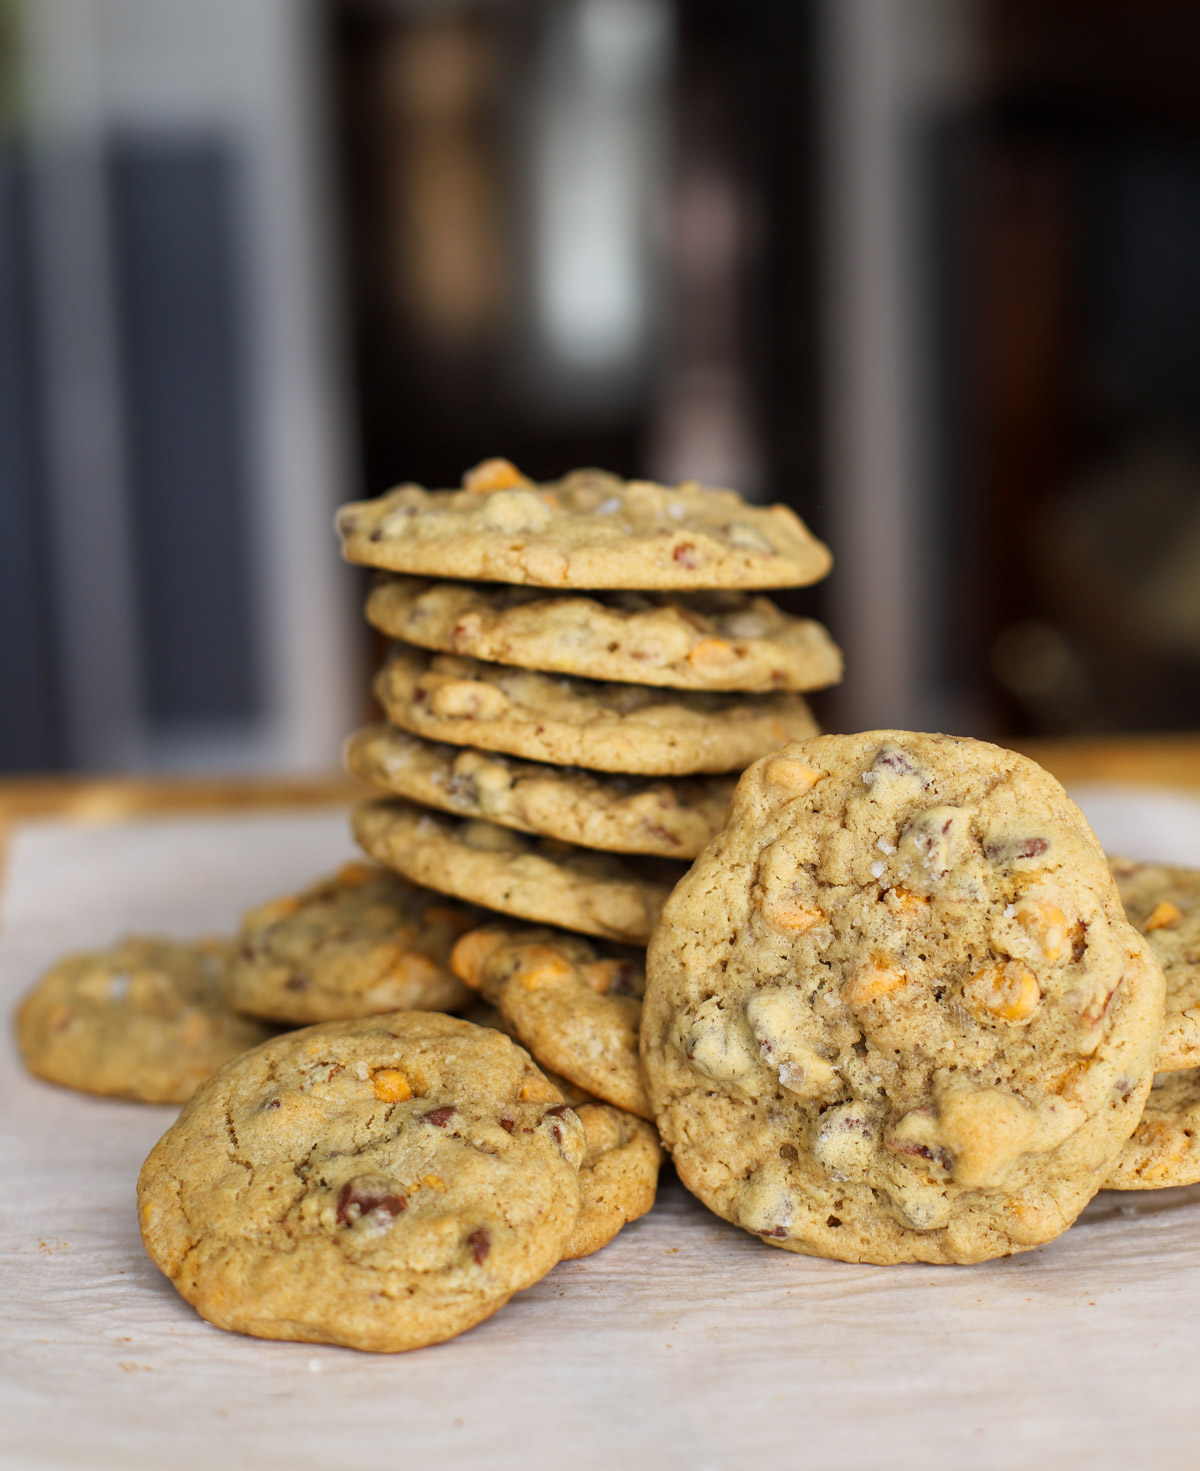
333;457;840;1124
336;456;840;949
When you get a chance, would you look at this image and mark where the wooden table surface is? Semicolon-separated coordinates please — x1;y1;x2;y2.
1;733;1199;875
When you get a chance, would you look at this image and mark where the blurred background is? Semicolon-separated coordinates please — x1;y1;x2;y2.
1;0;1198;776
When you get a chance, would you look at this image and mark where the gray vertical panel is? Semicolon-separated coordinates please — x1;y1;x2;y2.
109;138;259;725
0;152;63;770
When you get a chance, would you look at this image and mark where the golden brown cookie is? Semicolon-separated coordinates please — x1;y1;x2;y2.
337;458;831;591
1104;1068;1200;1190
1110;857;1200;1072
354;799;684;946
16;936;272;1104
562;1103;663;1260
642;733;1165;1265
137;1012;586;1353
374;648;819;777
345;724;734;859
451;926;651;1119
224;862;475;1025
366;576;843;693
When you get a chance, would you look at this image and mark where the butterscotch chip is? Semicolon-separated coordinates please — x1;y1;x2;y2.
345;724;734;859
1110;857;1200;1072
15;936;272;1104
137;1013;586;1353
562;1104;663;1260
451;925;651;1119
641;732;1165;1266
374;647;818;777
354;799;684;946
365;576;842;693
224;863;475;1025
1105;1068;1200;1190
336;461;831;591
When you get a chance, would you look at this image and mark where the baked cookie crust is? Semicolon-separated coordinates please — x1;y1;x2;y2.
1110;857;1200;1073
452;925;651;1119
337;459;831;591
224;862;475;1025
346;724;734;859
642;732;1164;1265
16;936;271;1104
137;1012;585;1353
366;576;842;694
374;647;818;777
353;799;684;946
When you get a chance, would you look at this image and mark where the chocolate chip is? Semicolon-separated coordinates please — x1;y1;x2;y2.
369;527;383;542
826;1215;842;1228
873;747;918;777
422;1105;457;1127
544;1104;570;1118
760;1226;788;1239
264;1098;282;1112
779;1143;799;1162
1014;837;1049;858
499;1116;515;1133
888;1138;953;1172
467;1226;491;1265
336;1180;407;1226
550;1124;563;1144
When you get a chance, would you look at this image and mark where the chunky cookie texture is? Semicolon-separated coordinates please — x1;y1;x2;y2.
1105;1068;1200;1190
452;926;651;1119
346;724;734;859
562;1103;663;1260
138;1012;585;1353
366;576;843;694
16;936;272;1104
224;863;475;1025
641;732;1165;1265
374;646;818;777
336;458;831;591
354;799;685;945
1110;857;1200;1073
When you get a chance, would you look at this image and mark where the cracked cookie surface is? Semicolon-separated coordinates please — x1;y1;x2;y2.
641;732;1165;1265
452;926;651;1118
137;1011;585;1353
346;724;734;858
354;799;684;945
16;936;271;1104
374;647;818;777
366;576;842;693
1104;1068;1200;1190
1110;857;1200;1073
223;862;475;1025
563;1103;663;1260
337;458;831;590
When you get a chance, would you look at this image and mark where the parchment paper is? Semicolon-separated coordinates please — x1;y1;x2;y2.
2;790;1200;1471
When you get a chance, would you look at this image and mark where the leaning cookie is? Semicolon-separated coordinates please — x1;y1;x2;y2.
346;724;734;859
15;936;273;1104
375;647;818;777
1104;1069;1200;1190
354;800;684;946
138;1012;586;1353
366;577;843;694
224;862;476;1025
1110;857;1200;1073
642;733;1165;1266
451;926;651;1119
337;458;831;591
562;1104;663;1260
